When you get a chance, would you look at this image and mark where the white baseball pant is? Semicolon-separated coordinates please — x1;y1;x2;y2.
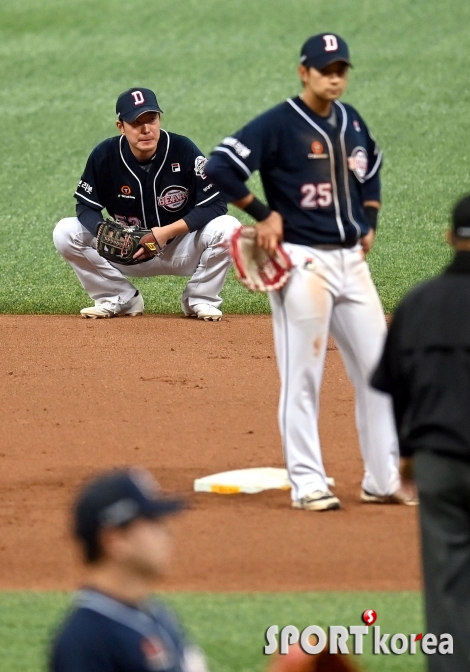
53;215;240;313
268;242;400;501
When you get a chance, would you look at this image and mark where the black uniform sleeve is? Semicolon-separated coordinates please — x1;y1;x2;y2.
359;117;383;203
183;195;228;232
76;202;103;236
74;147;105;210
205;110;279;203
204;155;251;202
180;142;228;232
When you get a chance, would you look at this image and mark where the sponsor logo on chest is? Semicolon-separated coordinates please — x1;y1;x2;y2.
157;185;189;211
308;141;328;159
118;184;136;199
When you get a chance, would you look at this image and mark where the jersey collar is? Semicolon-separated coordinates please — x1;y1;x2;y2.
120;131;170;176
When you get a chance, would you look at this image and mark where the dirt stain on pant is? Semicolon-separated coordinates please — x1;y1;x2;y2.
313;336;323;357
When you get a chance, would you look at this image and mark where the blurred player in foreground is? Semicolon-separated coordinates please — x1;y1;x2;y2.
205;34;415;510
50;467;360;671
371;195;470;671
49;468;207;672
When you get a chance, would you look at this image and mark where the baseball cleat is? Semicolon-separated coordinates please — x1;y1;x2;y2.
188;303;222;321
80;292;144;319
360;488;419;506
292;490;341;511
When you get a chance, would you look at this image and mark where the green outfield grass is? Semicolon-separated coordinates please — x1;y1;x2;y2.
0;6;455;671
0;591;425;672
0;0;468;314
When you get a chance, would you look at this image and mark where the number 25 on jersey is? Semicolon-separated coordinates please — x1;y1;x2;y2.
300;183;332;209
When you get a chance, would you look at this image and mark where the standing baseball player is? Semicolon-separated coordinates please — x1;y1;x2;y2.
205;33;415;510
53;87;240;320
49;468;207;672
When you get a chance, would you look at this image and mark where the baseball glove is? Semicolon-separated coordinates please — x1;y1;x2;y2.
229;226;292;292
96;219;164;266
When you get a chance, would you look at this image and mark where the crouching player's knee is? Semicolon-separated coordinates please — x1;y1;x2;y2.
207;214;241;249
53;217;90;258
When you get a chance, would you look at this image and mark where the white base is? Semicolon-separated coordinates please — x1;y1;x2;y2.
193;467;335;495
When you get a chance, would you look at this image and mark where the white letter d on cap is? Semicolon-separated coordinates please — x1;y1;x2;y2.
132;91;145;105
323;35;338;51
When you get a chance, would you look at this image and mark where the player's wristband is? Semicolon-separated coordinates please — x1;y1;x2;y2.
364;206;379;231
243;197;272;222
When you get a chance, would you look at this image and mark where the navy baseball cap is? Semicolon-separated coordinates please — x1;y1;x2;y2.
300;33;352;70
452;195;470;238
74;468;185;544
116;87;163;122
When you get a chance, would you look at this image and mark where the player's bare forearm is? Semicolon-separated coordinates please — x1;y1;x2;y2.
233;194;255;210
233;194;284;256
361;228;375;254
133;220;189;260
256;212;284;255
152;219;189;245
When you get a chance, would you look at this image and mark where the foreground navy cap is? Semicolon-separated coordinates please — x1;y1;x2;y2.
74;468;185;544
300;33;352;70
116;87;163;122
452;195;470;238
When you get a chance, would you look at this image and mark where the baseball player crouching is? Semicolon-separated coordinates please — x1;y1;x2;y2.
53;88;240;320
205;34;417;510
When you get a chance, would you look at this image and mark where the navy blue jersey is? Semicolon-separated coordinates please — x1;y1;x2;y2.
50;589;208;672
205;96;382;246
75;131;226;234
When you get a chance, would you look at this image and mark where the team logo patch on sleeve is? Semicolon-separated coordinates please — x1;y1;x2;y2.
141;637;172;671
221;136;251;159
348;147;368;181
157;185;189;211
194;156;207;179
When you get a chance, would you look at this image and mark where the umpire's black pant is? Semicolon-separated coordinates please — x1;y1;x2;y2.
414;450;470;672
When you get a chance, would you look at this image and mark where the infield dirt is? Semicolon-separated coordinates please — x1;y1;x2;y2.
0;315;420;591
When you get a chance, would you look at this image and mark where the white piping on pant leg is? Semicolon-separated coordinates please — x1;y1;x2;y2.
279;288;294;495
